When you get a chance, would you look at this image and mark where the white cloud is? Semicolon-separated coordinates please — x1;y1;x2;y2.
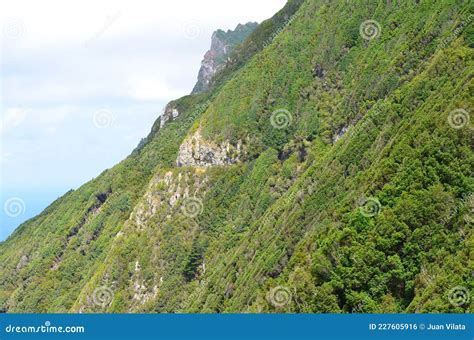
126;74;186;101
0;0;287;191
1;0;286;47
1;107;27;135
1;0;286;107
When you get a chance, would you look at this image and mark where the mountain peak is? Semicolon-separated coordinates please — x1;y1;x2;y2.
191;22;258;94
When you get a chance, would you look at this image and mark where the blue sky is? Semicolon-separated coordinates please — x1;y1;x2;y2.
0;0;286;241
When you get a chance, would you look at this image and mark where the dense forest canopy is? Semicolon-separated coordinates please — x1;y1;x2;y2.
0;0;472;313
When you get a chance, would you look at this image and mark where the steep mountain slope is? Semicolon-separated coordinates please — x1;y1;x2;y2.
0;92;210;312
0;0;305;313
1;0;473;314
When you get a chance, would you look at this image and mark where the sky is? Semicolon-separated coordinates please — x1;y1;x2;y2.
0;0;287;241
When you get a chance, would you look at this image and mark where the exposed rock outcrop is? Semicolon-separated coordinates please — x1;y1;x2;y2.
192;22;258;94
133;169;209;230
16;255;29;270
160;102;180;128
176;129;244;167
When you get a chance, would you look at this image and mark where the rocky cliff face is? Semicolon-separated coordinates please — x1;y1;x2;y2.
192;22;257;94
160;102;180;128
158;22;257;130
176;129;244;167
133;169;209;229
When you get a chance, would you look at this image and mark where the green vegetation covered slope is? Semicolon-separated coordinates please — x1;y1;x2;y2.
0;0;472;313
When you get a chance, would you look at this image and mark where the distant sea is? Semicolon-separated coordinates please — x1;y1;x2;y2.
0;188;68;241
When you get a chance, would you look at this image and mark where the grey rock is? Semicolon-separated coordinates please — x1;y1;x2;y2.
176;129;243;167
192;22;258;94
160;103;180;128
